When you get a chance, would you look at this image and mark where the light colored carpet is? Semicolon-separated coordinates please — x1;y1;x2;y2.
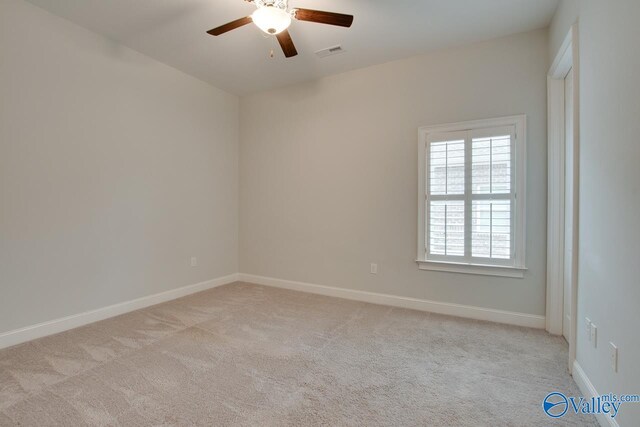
0;282;596;426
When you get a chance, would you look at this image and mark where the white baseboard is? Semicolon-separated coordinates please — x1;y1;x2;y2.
572;360;620;427
0;273;239;350
238;273;545;329
0;272;545;350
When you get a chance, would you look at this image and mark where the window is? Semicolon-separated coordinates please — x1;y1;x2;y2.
417;116;526;277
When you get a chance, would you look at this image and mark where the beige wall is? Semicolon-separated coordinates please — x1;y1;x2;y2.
0;0;239;334
551;1;640;424
240;29;549;316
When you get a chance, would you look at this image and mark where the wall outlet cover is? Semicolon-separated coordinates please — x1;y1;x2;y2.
370;263;378;274
585;317;592;340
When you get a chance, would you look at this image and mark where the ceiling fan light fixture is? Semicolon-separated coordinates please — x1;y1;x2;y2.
251;6;291;35
206;1;353;59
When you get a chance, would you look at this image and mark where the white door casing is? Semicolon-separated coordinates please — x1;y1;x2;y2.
547;24;579;372
563;67;574;340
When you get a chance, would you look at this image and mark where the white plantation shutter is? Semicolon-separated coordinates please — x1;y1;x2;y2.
427;136;466;257
471;133;511;195
429;139;465;196
469;127;515;263
429;200;465;256
421;119;524;271
471;199;511;259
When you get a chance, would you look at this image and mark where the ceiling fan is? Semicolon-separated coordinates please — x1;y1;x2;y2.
206;0;354;58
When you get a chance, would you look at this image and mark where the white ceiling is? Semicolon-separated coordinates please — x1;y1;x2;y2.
25;0;559;95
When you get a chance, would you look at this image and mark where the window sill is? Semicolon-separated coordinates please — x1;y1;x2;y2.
416;260;526;278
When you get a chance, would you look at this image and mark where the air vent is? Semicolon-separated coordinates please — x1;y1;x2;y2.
315;45;345;58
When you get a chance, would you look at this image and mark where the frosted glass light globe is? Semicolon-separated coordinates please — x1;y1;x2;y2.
251;6;291;35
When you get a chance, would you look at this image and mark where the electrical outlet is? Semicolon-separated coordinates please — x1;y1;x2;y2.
585;317;592;341
609;342;618;373
370;263;378;274
190;257;198;267
590;323;597;347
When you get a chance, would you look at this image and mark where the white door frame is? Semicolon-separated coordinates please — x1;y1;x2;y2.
546;24;580;373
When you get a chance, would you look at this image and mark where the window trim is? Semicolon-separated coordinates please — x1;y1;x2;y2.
417;115;527;278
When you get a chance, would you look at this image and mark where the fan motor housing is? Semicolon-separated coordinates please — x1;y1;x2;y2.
255;0;288;10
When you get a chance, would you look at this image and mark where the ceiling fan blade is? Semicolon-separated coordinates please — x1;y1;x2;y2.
207;16;252;36
292;9;353;28
276;30;298;58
